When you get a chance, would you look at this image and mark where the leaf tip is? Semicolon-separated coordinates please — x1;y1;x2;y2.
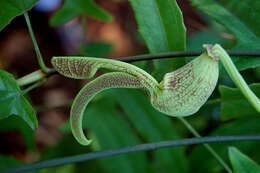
228;146;236;153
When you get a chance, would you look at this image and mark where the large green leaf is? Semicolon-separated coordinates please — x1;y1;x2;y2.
0;0;39;31
129;0;186;80
187;30;228;50
40;164;75;173
189;116;260;173
219;84;260;120
229;147;260;173
50;0;113;26
191;0;260;72
0;70;37;130
113;89;188;173
217;0;260;37
0;155;37;173
0;116;35;150
80;42;112;57
85;97;149;173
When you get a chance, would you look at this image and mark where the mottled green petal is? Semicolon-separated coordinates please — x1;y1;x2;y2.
70;72;142;145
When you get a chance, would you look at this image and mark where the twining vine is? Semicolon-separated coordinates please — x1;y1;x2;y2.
1;135;260;173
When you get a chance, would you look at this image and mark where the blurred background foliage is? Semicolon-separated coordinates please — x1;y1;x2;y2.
0;0;260;173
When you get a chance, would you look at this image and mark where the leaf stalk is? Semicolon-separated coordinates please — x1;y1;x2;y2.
24;12;54;73
178;117;233;173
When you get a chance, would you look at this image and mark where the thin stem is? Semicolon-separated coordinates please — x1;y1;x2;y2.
119;50;260;62
80;16;87;52
24;12;53;73
22;79;47;95
17;70;46;86
16;69;56;87
16;49;260;86
178;117;233;173
2;135;260;173
35;100;73;112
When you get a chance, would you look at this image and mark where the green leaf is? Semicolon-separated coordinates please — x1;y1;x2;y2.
40;164;75;173
81;42;112;57
0;0;39;31
129;0;186;80
229;147;260;173
112;89;189;173
59;105;148;173
50;0;113;26
0;70;37;130
60;95;149;173
219;84;260;120
187;29;230;50
217;0;260;37
189;116;260;173
0;116;35;150
0;156;21;171
0;155;37;173
85;97;149;173
191;0;260;72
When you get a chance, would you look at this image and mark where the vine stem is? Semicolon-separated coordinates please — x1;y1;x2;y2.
2;135;260;173
119;49;260;62
17;70;46;86
178;117;233;173
80;15;87;52
24;12;54;73
22;78;47;95
16;50;260;86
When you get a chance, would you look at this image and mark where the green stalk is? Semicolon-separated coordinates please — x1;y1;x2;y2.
212;44;260;113
178;117;233;173
80;15;87;52
17;70;46;86
24;12;54;73
22;78;47;95
118;50;260;62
